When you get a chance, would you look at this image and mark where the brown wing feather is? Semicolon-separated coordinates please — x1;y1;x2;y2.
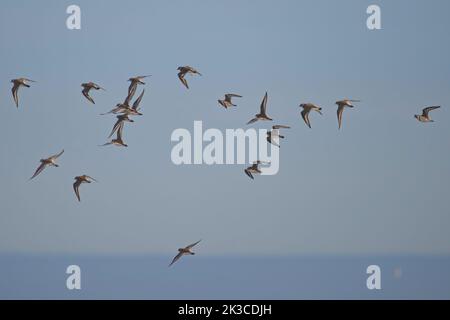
178;73;189;89
30;162;47;180
132;90;145;110
337;105;344;129
169;252;184;267
422;106;440;117
73;179;82;202
82;87;95;104
186;240;201;250
301;110;311;128
260;92;268;115
12;82;20;108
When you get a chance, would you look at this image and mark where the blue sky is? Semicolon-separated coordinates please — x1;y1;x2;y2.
1;0;450;257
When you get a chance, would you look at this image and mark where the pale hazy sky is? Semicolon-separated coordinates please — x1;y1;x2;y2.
1;0;450;256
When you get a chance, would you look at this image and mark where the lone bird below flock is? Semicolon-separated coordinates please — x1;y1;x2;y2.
11;78;36;108
414;106;441;123
81;82;105;104
336;99;360;129
29;150;64;180
218;93;242;109
247;92;273;125
244;161;270;180
300;103;322;128
169;240;202;267
73;175;97;202
267;125;291;148
101;125;128;147
177;66;202;89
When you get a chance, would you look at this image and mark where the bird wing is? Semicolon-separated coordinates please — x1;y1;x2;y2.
11;82;20;108
101;104;124;116
132;90;145;110
82;88;95;104
100;109;114;116
73;179;82;202
178;72;189;89
244;169;254;180
126;83;137;105
188;67;201;76
337;105;345;130
85;176;98;182
116;122;125;141
100;142;112;147
108;119;124;138
108;118;124;138
93;83;105;90
30;162;47;180
169;251;184;267
246;117;258;125
51;149;64;160
225;94;242;101
269;140;280;148
272;125;290;129
423;106;440;117
186;240;201;250
260;92;268;115
301;109;311;128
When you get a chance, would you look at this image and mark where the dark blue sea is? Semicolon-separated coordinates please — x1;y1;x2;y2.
0;254;449;299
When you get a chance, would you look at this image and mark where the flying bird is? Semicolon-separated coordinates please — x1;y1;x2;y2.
247;92;273;125
267;125;291;147
108;114;134;139
81;82;105;104
336;99;360;129
218;94;242;109
11;78;36;108
299;103;323;128
101;125;128;147
244;161;270;180
127;75;150;99
73;175;97;202
169;240;202;267
177;66;202;89
101;90;145;116
29;150;64;180
414;106;441;123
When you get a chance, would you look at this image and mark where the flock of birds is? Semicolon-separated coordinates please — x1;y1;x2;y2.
9;65;443;266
